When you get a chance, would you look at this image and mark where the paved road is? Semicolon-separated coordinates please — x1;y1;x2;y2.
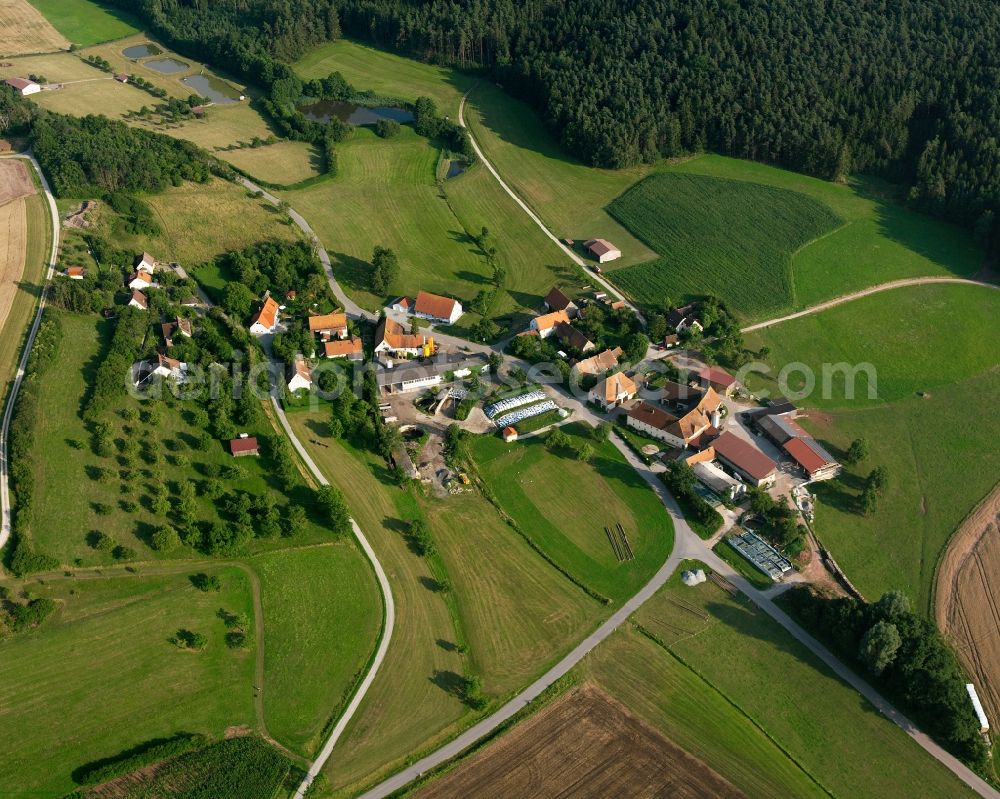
269;396;396;799
742;276;999;333
236;176;376;322
456;91;645;322
0;153;59;550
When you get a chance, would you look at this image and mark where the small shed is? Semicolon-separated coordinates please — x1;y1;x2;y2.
114;73;129;83
502;426;518;442
229;436;259;457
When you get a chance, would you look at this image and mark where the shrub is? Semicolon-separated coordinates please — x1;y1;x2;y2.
150;526;181;552
71;733;210;785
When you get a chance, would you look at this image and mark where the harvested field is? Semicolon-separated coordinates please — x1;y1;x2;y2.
0;196;27;341
936;482;1000;726
0;0;68;56
413;684;746;799
0;158;34;205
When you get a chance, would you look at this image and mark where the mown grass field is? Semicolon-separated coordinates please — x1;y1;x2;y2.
629;572;975;798
26;312;331;566
744;284;1000;407
470;424;673;603
285;411;470;798
103;178;303;267
0;566;255;797
252;544;382;757
280;126;494;311
0;0;67;56
293;39;472;119
744;284;1000;612
27;0;138;47
0;189;48;412
219;140;322;185
608;173;841;317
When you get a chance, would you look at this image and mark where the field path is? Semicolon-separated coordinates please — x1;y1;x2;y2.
268;395;395;799
0;152;57;551
743;276;1000;333
358;381;999;799
457;90;644;321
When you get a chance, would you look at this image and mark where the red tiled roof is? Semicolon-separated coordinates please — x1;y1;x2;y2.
712;432;777;481
308;311;348;332
783;437;837;476
627;400;677;430
129;290;147;308
414;290;460;320
250;295;280;329
584;238;619;257
66;266;85;277
532;309;570;331
699;366;736;388
4;77;33;90
229;437;259;455
324;336;363;358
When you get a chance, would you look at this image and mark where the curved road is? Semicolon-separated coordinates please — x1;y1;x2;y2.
0;153;60;550
269;396;396;799
743;276;999;333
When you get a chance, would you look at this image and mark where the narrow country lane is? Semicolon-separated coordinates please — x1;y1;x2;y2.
0;153;60;549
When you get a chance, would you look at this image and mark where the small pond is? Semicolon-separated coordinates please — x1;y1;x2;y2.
445;160;467;179
122;43;161;59
181;74;242;104
144;57;189;74
297;100;414;125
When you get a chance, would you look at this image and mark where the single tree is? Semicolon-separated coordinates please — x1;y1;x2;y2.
859;620;901;675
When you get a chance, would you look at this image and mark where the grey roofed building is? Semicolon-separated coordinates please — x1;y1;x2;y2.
756;413;809;445
375;353;489;392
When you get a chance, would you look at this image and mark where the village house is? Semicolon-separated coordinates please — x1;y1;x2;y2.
229;436;259;457
134;352;186;386
573;346;624;377
389;296;412;314
249;293;281;335
161;317;193;348
324;336;364;361
287;354;313;393
374;316;426;358
128;290;148;311
698;365;737;397
127;270;155;291
668;304;703;333
413;290;463;324
308;311;349;341
134;252;156;273
626;382;723;449
711;431;777;487
589;371;637;410
543;287;579;318
555;322;595;353
64;266;85;280
529;309;570;338
4;77;40;96
584;238;622;263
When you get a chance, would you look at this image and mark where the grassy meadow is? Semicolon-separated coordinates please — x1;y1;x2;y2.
252;544;382;757
608;173;841;317
219;140;322;185
470;424;674;603
0;566;255;797
26;0;139;47
744;283;1000;407
625;572;976;798
279;126;494;311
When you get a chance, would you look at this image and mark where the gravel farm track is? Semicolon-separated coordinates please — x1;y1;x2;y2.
936;482;1000;727
411;684;746;799
0;0;68;56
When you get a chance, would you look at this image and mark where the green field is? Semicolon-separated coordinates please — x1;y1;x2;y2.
279;127;494;311
25;312;330;566
293;40;472;119
0;566;255;797
470;424;674;602
608;173;841;317
744;284;1000;611
744;284;1000;407
219;140;322;185
28;0;139;47
252;545;381;757
626;572;975;797
0;189;49;411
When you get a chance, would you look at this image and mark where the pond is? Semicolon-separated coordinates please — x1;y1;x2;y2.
297;100;414;126
445;160;466;179
122;43;162;59
180;74;242;104
144;58;189;74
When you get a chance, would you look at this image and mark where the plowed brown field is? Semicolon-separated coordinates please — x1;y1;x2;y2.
0;159;34;205
937;482;1000;726
0;0;68;56
413;684;747;799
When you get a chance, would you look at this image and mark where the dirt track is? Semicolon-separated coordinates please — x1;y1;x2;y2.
0;196;27;339
0;159;34;205
413;684;746;799
936;482;1000;725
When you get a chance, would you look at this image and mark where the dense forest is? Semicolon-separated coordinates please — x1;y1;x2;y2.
104;0;1000;244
